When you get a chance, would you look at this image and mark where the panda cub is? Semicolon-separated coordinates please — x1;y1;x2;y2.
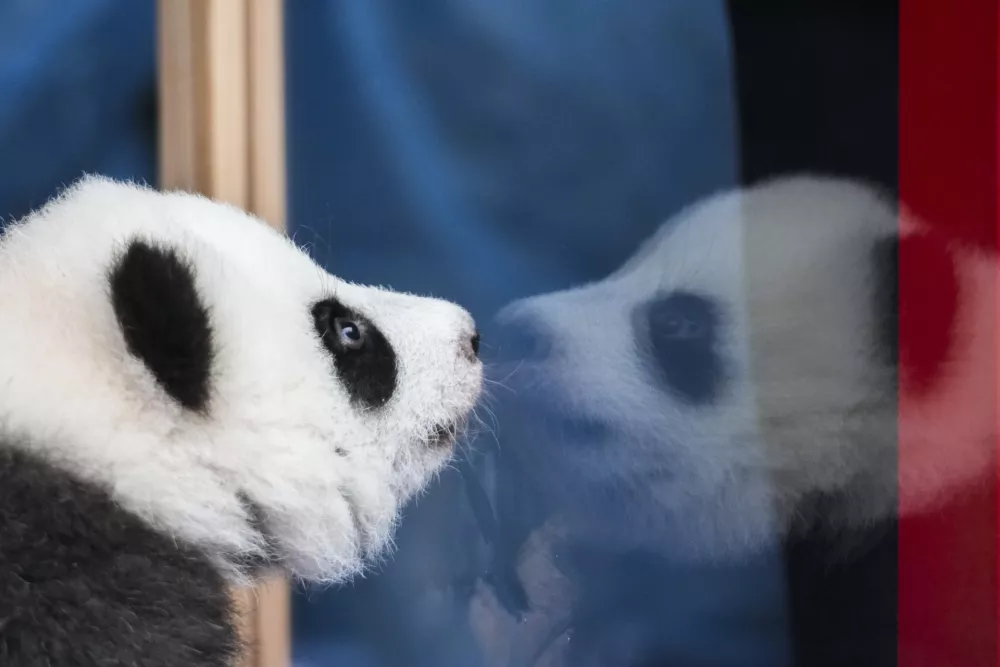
469;175;995;666
0;176;483;667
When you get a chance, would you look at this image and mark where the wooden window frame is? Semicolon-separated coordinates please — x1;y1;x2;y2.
157;2;291;666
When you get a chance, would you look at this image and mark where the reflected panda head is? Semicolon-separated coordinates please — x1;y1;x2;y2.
0;176;484;584
487;175;995;559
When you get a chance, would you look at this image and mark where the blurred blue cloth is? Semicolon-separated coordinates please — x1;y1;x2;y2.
0;0;156;222
286;0;739;319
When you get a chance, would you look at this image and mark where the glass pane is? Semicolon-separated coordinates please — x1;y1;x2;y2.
282;3;912;667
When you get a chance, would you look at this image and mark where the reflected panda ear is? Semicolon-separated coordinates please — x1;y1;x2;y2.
870;231;959;395
108;238;215;413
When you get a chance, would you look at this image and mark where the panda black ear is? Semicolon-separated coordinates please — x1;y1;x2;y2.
870;232;959;395
109;239;214;413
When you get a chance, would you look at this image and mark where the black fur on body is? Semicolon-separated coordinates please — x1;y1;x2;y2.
0;445;240;667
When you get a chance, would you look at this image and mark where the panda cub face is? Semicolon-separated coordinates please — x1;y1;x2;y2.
0;176;483;584
489;175;995;561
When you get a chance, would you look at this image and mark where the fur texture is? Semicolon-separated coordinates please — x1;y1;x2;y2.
0;176;483;664
0;446;239;667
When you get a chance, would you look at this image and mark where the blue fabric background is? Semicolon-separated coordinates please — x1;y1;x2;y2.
0;0;156;222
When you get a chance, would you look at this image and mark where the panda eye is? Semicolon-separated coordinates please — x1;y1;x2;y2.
659;314;706;340
640;291;722;405
312;298;398;408
649;293;713;342
334;318;367;351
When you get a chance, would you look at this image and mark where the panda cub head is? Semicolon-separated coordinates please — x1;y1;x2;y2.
0;175;483;584
486;174;995;562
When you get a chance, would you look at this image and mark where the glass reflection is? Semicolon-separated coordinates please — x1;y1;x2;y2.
464;176;994;667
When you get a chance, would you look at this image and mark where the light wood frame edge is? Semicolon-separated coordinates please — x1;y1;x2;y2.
157;2;291;666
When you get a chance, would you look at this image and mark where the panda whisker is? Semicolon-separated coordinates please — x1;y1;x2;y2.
482;374;517;396
440;460;462;478
472;403;501;447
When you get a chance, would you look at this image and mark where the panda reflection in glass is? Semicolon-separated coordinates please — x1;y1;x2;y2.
467;176;996;667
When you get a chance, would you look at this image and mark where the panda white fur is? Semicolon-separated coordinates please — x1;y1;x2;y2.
0;176;484;667
468;175;995;666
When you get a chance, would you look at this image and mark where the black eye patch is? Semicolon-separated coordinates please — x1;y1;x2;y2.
635;291;723;405
312;298;398;410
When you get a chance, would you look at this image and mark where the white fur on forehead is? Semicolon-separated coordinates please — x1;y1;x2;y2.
499;175;995;560
0;176;482;583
